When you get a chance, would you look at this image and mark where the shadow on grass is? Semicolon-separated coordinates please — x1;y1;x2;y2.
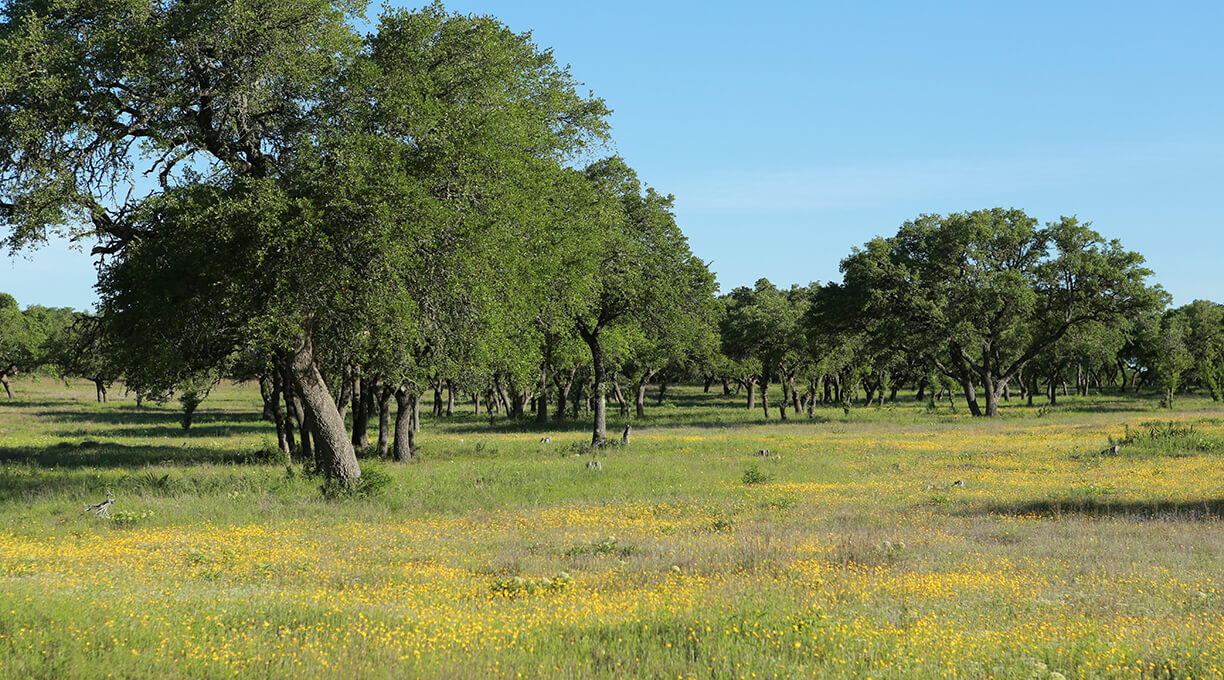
39;407;263;427
968;497;1224;521
0;398;84;410
0;441;271;469
431;410;842;435
54;423;272;439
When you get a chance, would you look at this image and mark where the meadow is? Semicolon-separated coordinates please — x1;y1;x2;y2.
1;379;1222;679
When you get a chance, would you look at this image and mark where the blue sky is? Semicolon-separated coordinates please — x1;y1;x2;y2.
5;0;1221;310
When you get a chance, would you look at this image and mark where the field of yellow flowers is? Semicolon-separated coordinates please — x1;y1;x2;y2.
1;379;1222;679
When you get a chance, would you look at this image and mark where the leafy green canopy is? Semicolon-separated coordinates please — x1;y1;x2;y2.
3;0;613;393
835;208;1164;415
1;0;365;250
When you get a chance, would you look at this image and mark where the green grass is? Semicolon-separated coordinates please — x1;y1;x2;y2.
1;377;1223;678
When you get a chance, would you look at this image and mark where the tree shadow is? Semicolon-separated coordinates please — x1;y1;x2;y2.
0;441;270;469
39;407;263;427
431;409;840;435
54;423;272;439
0;398;83;409
965;497;1224;521
0;443;286;504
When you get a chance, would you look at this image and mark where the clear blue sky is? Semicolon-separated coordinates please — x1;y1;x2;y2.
5;0;1221;310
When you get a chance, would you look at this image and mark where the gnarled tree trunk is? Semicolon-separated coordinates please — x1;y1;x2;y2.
288;334;361;484
393;386;416;462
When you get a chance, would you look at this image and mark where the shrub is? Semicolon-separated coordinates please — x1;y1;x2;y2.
563;536;636;558
321;464;392;500
489;572;573;598
1110;420;1222;457
741;464;769;485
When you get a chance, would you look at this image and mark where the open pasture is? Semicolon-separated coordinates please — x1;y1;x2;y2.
1;381;1223;679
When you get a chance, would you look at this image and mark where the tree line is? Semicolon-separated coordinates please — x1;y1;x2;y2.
2;1;1222;487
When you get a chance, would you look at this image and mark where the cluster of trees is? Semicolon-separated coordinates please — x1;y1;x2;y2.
710;211;1224;418
3;2;1221;489
0;293;118;401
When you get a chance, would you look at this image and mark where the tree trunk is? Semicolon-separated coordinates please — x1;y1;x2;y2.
536;363;549;424
578;326;608;446
279;362;299;458
950;345;983;416
657;380;668;406
94;379;107;403
446;379;455;417
288;334;360;483
335;364;353;424
746;379;757;410
571;379;584;420
983;382;1001;417
377;385;393;456
509;380;527;420
259;376;276;420
703;375;713;393
635;369;657;418
976;359;1004;417
761;377;771;419
721;377;731;395
555;366;576;422
778;377;788;420
284;373;309;461
0;373;12;398
957;375;982;416
268;371;290;459
393;386;416;462
494;375;511;420
351;372;371;449
611;375;629;416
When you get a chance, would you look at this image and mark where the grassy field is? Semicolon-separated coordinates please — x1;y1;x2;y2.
1;378;1223;679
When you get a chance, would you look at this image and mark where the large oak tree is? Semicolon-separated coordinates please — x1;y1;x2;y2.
1;0;610;482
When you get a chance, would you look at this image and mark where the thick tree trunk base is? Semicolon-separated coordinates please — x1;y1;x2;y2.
289;335;361;484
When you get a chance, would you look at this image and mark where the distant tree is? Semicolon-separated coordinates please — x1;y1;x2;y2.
573;157;717;445
1139;312;1192;408
0;293;71;397
837;209;1163;416
44;312;121;402
719;280;809;418
0;293;35;397
1170;300;1224;401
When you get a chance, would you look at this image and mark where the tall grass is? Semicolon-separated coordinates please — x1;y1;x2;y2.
0;378;1222;678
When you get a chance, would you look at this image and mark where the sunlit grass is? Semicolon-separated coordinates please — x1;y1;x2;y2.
1;378;1223;678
